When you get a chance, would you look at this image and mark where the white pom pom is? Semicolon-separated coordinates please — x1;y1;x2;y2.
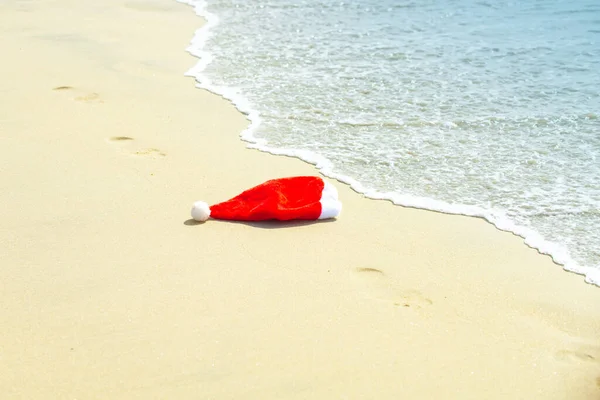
191;201;211;222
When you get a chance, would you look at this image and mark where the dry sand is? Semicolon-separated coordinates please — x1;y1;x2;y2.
1;0;599;398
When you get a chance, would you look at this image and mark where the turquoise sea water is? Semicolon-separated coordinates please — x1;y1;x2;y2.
180;0;600;285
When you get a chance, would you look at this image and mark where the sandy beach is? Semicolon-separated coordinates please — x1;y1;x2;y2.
1;0;599;398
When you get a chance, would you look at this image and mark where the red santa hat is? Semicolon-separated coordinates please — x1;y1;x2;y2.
191;176;342;222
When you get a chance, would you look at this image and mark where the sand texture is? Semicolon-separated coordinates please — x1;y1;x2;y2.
1;1;599;399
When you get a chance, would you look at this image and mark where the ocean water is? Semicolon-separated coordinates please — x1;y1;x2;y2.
180;0;600;286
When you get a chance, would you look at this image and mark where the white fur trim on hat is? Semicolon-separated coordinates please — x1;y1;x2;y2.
319;181;342;219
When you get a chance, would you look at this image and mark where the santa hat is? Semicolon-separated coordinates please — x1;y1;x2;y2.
191;176;342;222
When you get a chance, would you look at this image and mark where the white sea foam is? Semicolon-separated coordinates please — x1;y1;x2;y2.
178;0;600;287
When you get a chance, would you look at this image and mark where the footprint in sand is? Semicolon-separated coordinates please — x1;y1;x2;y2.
555;345;600;364
109;136;134;142
75;92;103;103
133;148;166;158
107;137;166;158
351;267;433;309
52;85;103;103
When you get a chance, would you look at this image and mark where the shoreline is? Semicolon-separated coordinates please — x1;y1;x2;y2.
180;0;599;287
1;1;599;399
